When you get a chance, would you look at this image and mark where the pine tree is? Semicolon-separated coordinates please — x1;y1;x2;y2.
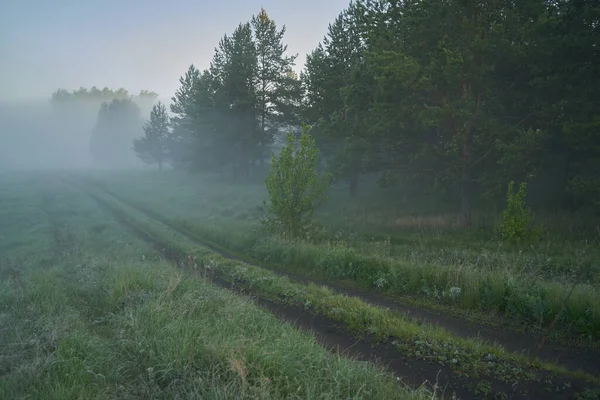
210;22;258;178
251;8;298;166
169;65;201;169
133;102;170;169
302;9;367;196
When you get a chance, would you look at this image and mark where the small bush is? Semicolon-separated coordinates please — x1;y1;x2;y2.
498;181;542;243
263;124;331;239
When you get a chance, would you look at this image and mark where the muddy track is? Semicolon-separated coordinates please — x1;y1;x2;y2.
78;177;600;379
83;189;533;400
75;179;600;400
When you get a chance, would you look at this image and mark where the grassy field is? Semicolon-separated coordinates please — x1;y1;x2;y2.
3;171;600;399
84;170;600;342
0;174;431;399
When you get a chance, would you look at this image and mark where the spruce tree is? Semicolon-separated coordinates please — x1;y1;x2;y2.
133;102;170;169
251;8;298;166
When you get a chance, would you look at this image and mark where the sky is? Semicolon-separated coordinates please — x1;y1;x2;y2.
0;0;350;102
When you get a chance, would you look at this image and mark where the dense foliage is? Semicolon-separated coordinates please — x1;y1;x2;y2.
161;2;599;218
49;2;600;217
166;9;300;178
498;181;542;243
51;87;158;105
264;124;331;238
301;0;599;221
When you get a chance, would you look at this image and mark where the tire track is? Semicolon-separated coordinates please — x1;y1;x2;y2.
80;186;467;399
78;176;600;378
73;178;600;400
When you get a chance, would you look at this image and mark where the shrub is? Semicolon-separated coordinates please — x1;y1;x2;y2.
498;181;542;243
263;124;331;239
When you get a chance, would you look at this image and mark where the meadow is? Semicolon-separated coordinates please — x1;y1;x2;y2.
0;174;431;399
85;170;600;342
2;171;600;399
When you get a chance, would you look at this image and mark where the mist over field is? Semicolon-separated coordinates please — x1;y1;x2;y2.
0;96;168;170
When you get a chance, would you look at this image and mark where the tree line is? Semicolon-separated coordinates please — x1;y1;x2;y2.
50;87;159;168
164;8;301;176
299;0;599;224
54;2;600;221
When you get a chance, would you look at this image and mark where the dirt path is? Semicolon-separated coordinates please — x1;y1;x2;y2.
74;178;600;399
80;177;600;378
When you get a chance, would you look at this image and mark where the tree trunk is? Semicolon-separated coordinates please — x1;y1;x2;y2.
461;124;474;228
402;175;409;204
460;9;484;228
461;167;472;228
349;172;359;197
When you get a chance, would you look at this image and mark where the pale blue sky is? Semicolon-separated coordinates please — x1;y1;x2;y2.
0;0;349;101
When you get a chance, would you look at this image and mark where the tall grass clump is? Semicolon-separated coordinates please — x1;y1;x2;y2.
179;224;600;338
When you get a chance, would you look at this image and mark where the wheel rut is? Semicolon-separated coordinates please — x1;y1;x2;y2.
78;177;600;378
73;178;600;399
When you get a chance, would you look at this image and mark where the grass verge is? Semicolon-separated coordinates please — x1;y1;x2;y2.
85;175;600;346
84;184;600;399
0;177;430;400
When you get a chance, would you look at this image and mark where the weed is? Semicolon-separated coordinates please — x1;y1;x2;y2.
263;125;331;239
498;181;542;243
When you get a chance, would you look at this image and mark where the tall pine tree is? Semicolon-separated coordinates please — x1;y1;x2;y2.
169;65;201;170
133;102;170;170
251;8;298;166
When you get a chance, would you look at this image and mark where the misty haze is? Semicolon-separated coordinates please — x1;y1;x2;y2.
0;91;161;170
1;1;599;399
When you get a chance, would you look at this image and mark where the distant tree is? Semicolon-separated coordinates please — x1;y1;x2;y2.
134;90;160;112
133;102;170;169
165;9;298;178
169;65;202;170
90;98;143;168
51;87;157;105
137;90;159;98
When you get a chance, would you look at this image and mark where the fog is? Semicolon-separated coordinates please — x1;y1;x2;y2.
0;0;352;173
0;97;164;171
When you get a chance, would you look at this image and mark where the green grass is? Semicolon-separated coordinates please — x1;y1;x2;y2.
0;175;429;400
83;170;600;340
80;185;600;392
